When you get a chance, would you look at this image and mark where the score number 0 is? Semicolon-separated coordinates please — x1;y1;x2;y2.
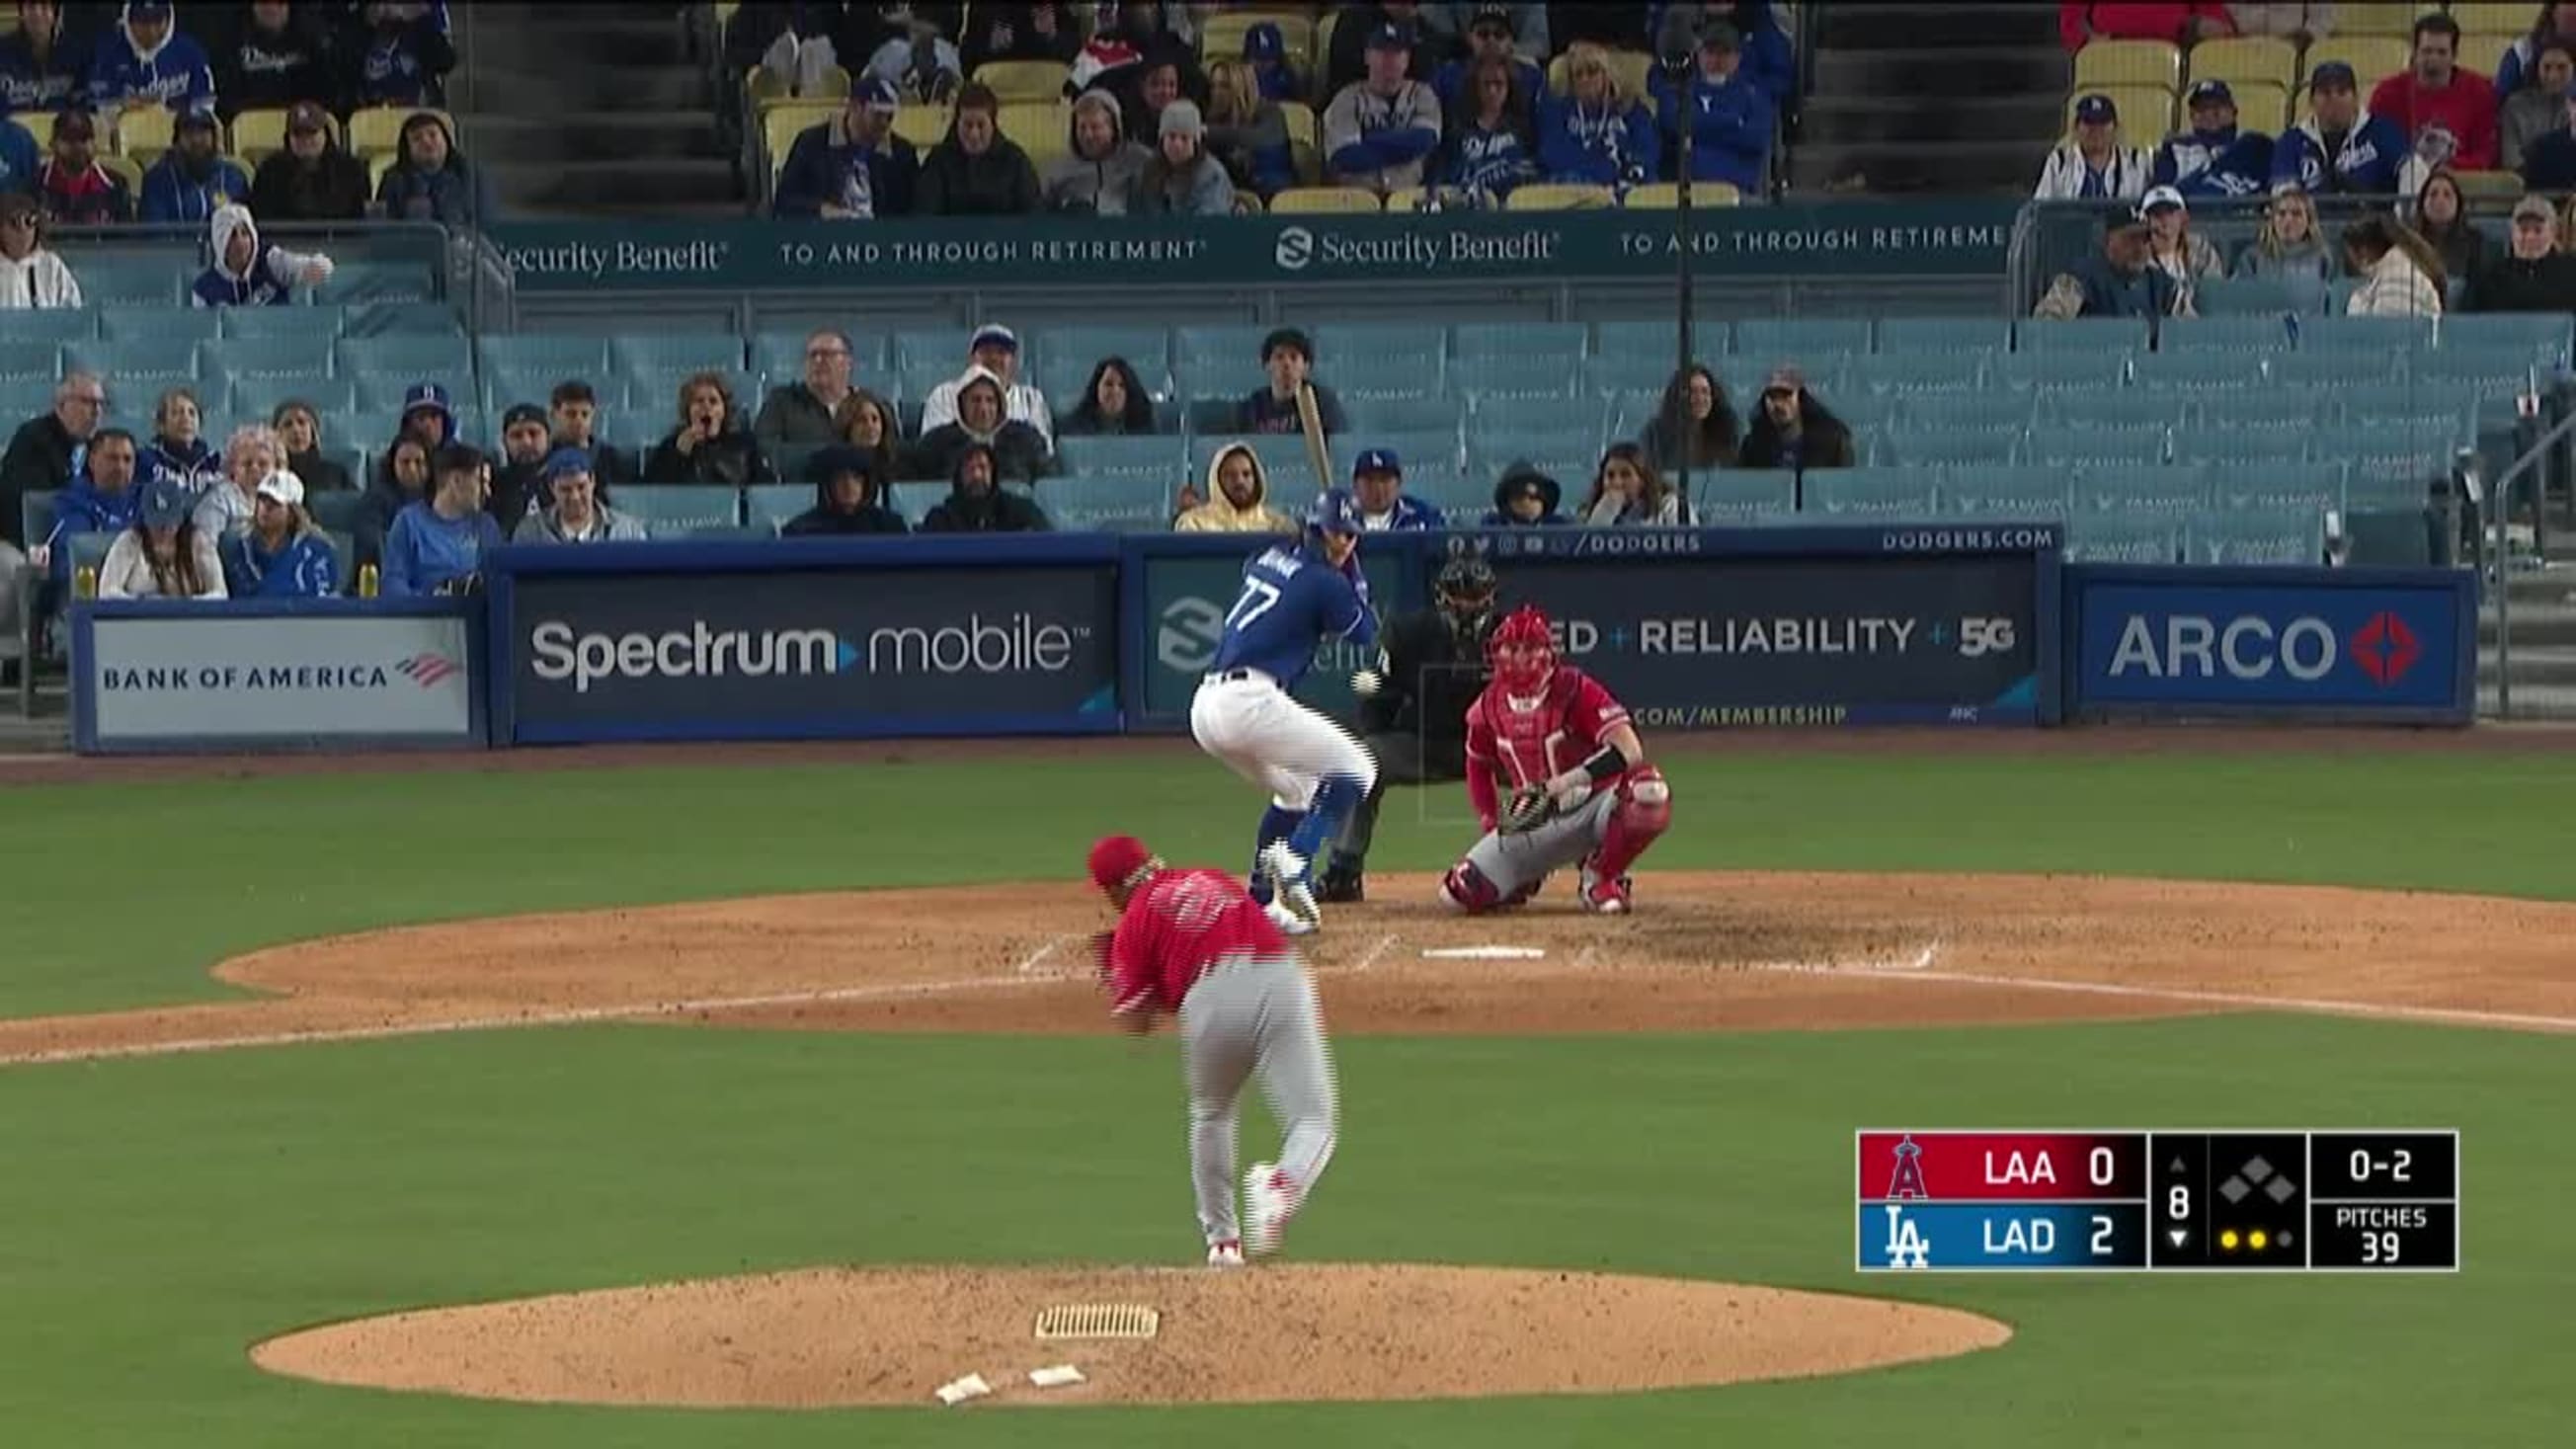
2085;1148;2124;1257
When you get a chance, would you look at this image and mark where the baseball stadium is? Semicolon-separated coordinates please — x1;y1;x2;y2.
1;2;2569;1446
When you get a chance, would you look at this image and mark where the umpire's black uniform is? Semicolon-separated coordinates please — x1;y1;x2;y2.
1320;603;1491;898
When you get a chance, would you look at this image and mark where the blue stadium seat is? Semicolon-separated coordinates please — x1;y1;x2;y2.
215;302;343;339
478;334;610;379
1594;319;1698;360
2220;460;2346;513
2192;392;2325;433
610;333;748;375
1943;465;2071;520
254;375;360;416
0;341;61;381
340;300;464;337
1366;426;1469;473
616;485;745;535
1345;396;1465;436
337;334;472;378
1845;352;1988;396
2297;315;2433;358
1874;317;2010;355
1056;435;1186;483
1990;351;2128;392
1601;388;1663;441
2435;312;2570;365
1451;322;1587;362
743;482;813;532
1875;429;2015;466
2411;348;2546;400
327;260;435;304
2191;275;2302;316
889;329;980;371
2039;391;2183;431
1403;467;1487;520
1030;324;1174;373
2156;315;2292;352
2173;428;2305;465
1450;353;1581;403
202;336;330;382
1732;318;1874;362
2130;352;2266;392
2264;351;2401;387
64;339;200;384
2065;513;2181;564
1171;323;1274;370
2023;424;2167;466
1581;352;1679;397
99;305;219;344
2076;463;2211;515
1312;324;1444;375
1803;466;1939;519
2188;507;2327;565
10;307;98;343
1891;390;2031;433
79;261;182;305
2015;317;2149;354
1045;472;1173;530
1328;352;1442;401
1694;468;1796;523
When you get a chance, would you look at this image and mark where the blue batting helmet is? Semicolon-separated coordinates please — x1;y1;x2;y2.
1306;488;1363;537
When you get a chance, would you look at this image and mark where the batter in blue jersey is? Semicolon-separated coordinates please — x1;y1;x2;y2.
1190;488;1381;935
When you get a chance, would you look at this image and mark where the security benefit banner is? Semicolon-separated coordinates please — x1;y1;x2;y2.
1475;526;2059;727
73;600;482;754
492;541;1120;743
2069;565;2475;723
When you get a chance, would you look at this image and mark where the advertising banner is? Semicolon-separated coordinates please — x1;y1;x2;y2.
2068;566;2475;723
73;601;482;753
1129;541;1417;730
492;541;1120;742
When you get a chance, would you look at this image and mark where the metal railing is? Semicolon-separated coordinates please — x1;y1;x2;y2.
2482;404;2576;719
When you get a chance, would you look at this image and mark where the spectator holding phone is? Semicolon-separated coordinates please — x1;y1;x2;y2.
380;443;502;597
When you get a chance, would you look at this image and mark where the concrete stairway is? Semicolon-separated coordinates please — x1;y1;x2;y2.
2481;565;2576;718
453;4;741;219
1798;3;2066;194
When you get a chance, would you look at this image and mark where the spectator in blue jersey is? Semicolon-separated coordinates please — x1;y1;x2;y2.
1431;6;1543;117
88;0;216;115
1241;21;1305;103
192;202;334;307
2035;92;2150;201
40;426;139;583
1480;458;1569;525
1538;40;1659;186
380;443;500;597
2152;79;2273;200
1325;2;1440;98
2501;40;2573;172
219;468;337;597
375;109;496;228
2271;61;2405;197
0;0;94;117
1650;20;1773;195
0;106;36;195
1238;328;1349;437
1325;23;1442;192
1710;0;1797;111
1349;446;1445;530
345;0;453;108
2493;2;2576;99
140;109;250;223
1434;51;1537;200
1203;58;1292;199
920;441;1049;532
140;386;221;494
773;76;920;218
1426;2;1550;64
213;1;335;119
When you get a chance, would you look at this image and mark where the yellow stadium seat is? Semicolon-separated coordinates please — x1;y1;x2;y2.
1266;185;1383;213
2452;3;2532;37
2452;168;2526;199
1505;183;1614;211
114;105;174;164
2187;36;2296;91
998;101;1066;164
2065;85;2175;138
1201;10;1316;67
745;64;788;108
2302;36;2411;93
975;59;1070;103
892;101;951;150
1623;181;1741;208
368;152;394;189
2074;39;2183;91
349;105;443;158
1280;98;1319;183
229;107;291;163
17;109;51;151
1316;8;1348;77
1382;185;1427;210
2224;79;2292;130
763;102;837;180
2334;6;2424;36
100;153;141;195
2459;33;2513;78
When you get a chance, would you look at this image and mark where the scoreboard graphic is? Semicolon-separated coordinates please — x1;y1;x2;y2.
1855;1130;2459;1273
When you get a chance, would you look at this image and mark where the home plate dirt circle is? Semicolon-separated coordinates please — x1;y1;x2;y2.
247;1263;2013;1408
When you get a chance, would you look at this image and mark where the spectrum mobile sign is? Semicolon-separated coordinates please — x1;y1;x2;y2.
2068;566;2475;723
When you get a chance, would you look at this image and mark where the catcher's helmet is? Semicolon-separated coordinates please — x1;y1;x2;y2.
1486;604;1558;693
1306;487;1364;537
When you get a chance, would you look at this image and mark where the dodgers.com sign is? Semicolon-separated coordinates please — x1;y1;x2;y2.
2071;567;2474;722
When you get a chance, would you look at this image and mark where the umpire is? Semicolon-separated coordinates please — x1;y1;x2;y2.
1318;555;1498;902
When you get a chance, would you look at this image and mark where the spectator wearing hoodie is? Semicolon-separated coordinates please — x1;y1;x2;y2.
2153;80;2273;199
917;82;1041;215
1238;327;1349;437
783;443;907;534
1434;50;1538;199
251;101;371;220
215;0;334;118
1327;2;1440;98
375;109;496;228
191;202;332;306
1326;23;1443;192
218;466;336;596
88;0;216;114
919;441;1049;532
2467;194;2576;312
193;421;280;538
345;0;452;108
40;426;140;583
1738;366;1855;472
355;433;430;567
0;190;79;308
644;371;777;488
514;447;645;544
1043;88;1151;214
2371;14;2498;173
1241;21;1306;104
396;380;455;452
754;327;861;460
141;109;250;223
98;474;224;599
1431;6;1544;117
1134;99;1236;214
2231;185;2333;299
1059;357;1157;437
2412;168;2490;286
905;367;1054;484
2502;40;2574;171
0;0;94;116
270;399;352;495
2496;3;2576;97
548;380;634;488
1175;441;1297;533
2035;92;2151;201
1538;40;1658;185
1581;442;1691;526
34;107;131;224
0;111;37;196
486;402;551;525
1650;21;1773;195
380;442;499;597
772;77;919;218
140;386;220;495
920;324;1055;443
2271;61;2404;197
1203;58;1293;198
1481;458;1569;524
1349;447;1446;530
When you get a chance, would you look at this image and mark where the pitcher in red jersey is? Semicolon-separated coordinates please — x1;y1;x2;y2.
1440;604;1674;914
1087;834;1338;1267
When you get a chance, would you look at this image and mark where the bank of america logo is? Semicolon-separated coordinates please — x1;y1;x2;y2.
396;653;460;688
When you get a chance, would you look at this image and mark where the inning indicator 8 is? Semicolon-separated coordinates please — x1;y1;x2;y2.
1856;1130;2458;1273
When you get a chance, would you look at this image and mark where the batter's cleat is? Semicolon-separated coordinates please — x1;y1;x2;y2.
1316;866;1366;905
1243;1163;1300;1257
1260;842;1322;930
1262;900;1318;937
1207;1240;1246;1268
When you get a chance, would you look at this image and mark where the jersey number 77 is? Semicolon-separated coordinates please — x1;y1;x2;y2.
1225;577;1283;631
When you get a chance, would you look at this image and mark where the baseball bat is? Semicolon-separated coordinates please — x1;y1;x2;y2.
1296;381;1333;496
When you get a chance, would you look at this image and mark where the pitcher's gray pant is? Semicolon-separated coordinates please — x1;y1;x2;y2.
1177;956;1337;1246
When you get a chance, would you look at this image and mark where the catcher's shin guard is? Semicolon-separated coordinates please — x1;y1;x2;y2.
1589;766;1672;882
1438;860;1504;913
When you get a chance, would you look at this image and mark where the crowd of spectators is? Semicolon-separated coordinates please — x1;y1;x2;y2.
762;1;1797;216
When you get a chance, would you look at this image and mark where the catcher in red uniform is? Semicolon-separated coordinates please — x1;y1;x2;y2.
1438;604;1673;914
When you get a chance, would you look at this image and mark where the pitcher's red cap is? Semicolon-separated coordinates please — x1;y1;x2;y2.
1087;835;1158;894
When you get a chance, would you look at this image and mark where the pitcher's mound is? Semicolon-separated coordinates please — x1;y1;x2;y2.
250;1263;2010;1409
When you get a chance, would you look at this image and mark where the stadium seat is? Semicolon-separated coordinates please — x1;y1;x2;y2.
2190;275;2309;316
10;307;97;344
2074;39;2181;90
229;107;292;163
2437;313;2573;365
0;341;62;381
2343;427;2454;506
1055;436;1186;484
1892;390;2032;433
1582;353;1677;398
202;336;329;382
481;334;611;381
97;305;217;345
1045;471;1175;527
1449;353;1580;403
1594;318;1702;359
763;101;838;182
2015;317;2149;355
326;261;435;305
1803;466;1939;519
2188;507;2328;566
2065;513;2181;564
1945;465;2072;520
2130;351;2266;392
1695;468;1797;523
344;301;464;338
2025;424;2167;466
252;375;359;415
1341;394;1462;435
2174;428;2304;465
2264;353;2402;390
349;106;440;158
1268;186;1382;213
112;105;175;164
77;261;181;306
2457;33;2515;78
1876;429;2015;466
2039;391;2180;436
354;372;467;415
742;482;813;532
2077;463;2211;515
2296;314;2433;358
65;340;200;385
2064;84;2174;137
2157;314;2292;352
2187;36;2298;91
1315;321;1445;375
616;485;745;535
337;334;472;378
1621;181;1741;208
2414;349;2550;402
1875;317;2012;355
1846;352;1988;396
2222;461;2347;514
1451;322;1588;362
611;333;749;375
973;58;1069;102
1504;184;1615;211
1032;324;1174;375
215;303;343;339
1733;318;1874;363
2193;390;2326;433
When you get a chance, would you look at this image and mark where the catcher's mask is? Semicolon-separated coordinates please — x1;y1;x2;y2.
1486;604;1557;695
1434;555;1496;643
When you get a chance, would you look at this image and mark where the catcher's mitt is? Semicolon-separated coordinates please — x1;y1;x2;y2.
1498;782;1559;835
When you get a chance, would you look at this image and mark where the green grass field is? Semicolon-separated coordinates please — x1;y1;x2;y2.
2;749;2565;1446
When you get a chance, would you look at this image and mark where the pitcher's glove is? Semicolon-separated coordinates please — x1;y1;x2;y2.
1087;929;1117;985
1499;782;1558;835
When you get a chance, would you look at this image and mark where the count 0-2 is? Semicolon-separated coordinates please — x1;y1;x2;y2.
2349;1148;2413;1183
